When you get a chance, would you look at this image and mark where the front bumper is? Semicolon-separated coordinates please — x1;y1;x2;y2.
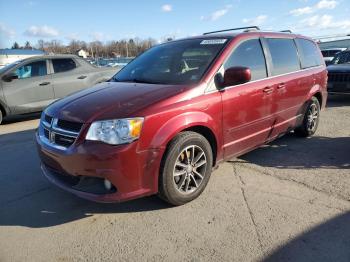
327;82;350;95
36;132;161;203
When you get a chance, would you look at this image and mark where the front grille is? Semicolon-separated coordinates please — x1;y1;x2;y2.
328;73;350;83
44;114;53;123
41;114;83;149
55;133;76;147
57;119;83;133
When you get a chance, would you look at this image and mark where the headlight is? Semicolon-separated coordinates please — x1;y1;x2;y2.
86;118;144;145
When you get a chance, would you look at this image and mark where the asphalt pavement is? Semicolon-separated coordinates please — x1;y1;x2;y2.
0;96;349;262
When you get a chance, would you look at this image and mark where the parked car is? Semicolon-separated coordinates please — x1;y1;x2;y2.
36;27;327;205
327;50;350;95
321;48;346;65
0;55;119;124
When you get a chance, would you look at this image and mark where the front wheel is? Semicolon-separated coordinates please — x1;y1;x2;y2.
295;97;320;137
158;131;213;206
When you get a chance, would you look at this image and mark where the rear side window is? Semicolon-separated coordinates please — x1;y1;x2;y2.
52;59;76;73
225;39;267;81
296;39;323;68
266;38;300;76
15;60;47;79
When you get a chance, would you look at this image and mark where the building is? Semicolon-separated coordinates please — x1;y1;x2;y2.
318;39;350;50
76;49;89;59
0;49;45;68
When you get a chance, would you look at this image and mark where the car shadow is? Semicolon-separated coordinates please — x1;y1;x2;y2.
0;129;172;228
263;211;350;262
1;112;41;125
235;134;350;170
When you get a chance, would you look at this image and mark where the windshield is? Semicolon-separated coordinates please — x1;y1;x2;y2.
330;51;350;65
111;38;229;85
0;60;23;74
321;50;342;57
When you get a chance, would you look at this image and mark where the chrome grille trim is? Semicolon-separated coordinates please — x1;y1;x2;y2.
39;114;82;150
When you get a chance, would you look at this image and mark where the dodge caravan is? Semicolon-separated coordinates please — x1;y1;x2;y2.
36;27;327;205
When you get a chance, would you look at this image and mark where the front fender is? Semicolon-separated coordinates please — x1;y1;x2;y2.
149;111;222;153
0;82;10;116
141;111;222;193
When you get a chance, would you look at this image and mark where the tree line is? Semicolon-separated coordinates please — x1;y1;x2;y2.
11;38;159;58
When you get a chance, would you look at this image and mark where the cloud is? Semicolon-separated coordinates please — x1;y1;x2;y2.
65;33;79;41
89;32;105;41
316;0;338;9
161;4;172;12
24;25;59;37
242;15;268;26
302;15;350;29
290;0;338;16
201;5;232;21
26;1;37;6
0;23;15;39
289;7;313;16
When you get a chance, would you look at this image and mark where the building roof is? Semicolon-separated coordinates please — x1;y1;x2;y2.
0;49;45;55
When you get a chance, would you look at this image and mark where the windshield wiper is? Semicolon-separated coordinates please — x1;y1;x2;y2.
115;78;162;84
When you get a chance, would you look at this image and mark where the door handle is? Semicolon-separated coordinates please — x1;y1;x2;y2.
77;75;87;79
39;82;50;86
277;83;286;89
263;86;274;94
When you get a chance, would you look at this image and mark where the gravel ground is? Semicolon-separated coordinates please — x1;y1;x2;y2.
0;96;349;262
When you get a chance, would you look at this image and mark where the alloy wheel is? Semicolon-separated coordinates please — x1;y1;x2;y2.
173;145;207;194
306;103;319;132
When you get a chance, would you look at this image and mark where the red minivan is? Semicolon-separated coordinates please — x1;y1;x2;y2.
36;27;327;205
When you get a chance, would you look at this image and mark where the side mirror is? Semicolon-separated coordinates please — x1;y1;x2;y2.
216;66;251;89
2;72;18;82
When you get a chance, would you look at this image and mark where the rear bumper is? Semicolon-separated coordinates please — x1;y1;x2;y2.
36;132;162;203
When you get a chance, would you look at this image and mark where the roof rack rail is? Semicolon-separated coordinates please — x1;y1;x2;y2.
280;30;292;33
203;26;260;35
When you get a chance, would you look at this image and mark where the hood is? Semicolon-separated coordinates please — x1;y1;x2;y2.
45;81;190;123
327;64;350;73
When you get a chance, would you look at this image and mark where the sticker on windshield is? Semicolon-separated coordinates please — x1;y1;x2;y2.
200;39;227;45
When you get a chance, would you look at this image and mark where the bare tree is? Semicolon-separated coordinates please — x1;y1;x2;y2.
37;40;45;51
25;37;158;57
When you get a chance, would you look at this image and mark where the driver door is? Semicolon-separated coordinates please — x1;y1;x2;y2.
2;59;55;113
220;38;274;158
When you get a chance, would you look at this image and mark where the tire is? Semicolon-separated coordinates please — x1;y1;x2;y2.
0;110;3;125
295;96;320;137
158;131;213;206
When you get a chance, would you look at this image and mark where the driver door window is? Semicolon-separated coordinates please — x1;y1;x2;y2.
225;39;267;81
15;60;47;79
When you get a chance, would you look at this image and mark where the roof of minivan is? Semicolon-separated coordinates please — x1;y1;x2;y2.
172;31;311;42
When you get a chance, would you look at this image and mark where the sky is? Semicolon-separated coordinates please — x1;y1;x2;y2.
0;0;349;48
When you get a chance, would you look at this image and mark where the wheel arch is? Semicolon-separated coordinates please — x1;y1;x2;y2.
313;92;323;108
149;111;222;166
0;99;9;118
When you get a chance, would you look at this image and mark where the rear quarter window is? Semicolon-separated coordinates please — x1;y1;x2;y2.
296;39;323;68
52;58;76;73
266;38;300;76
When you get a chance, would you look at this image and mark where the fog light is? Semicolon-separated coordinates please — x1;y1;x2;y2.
104;179;112;190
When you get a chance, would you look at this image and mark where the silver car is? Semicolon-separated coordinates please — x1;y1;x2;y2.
0;55;119;124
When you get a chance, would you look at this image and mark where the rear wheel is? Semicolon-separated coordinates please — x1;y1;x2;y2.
295;97;320;137
158;131;213;206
